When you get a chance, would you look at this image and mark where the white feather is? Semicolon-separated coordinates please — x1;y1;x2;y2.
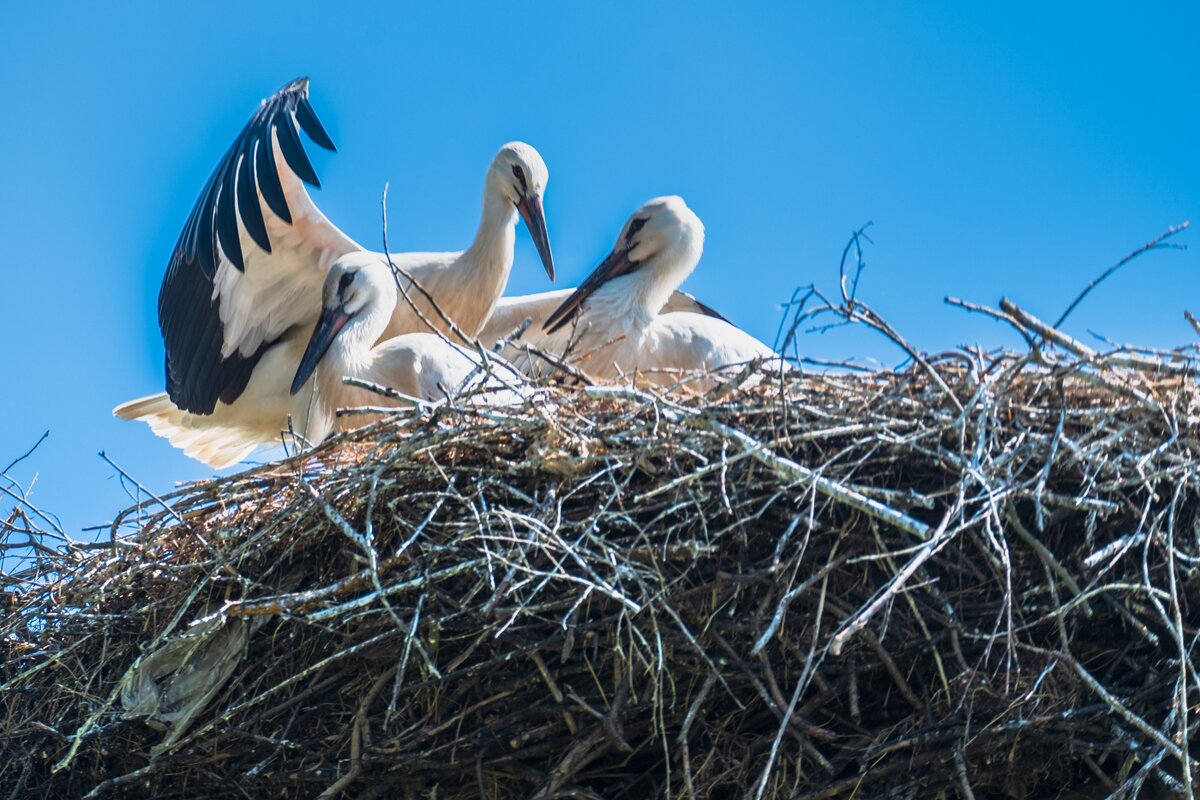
503;196;781;390
213;132;361;361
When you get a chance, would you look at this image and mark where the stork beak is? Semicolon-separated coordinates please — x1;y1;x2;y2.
291;304;352;395
516;193;555;281
543;245;639;334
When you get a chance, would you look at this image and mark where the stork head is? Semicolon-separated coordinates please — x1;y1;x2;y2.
490;141;555;281
615;196;705;274
543;196;704;334
291;254;396;395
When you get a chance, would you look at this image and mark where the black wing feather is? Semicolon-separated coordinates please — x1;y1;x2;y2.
274;114;320;187
236;152;271;253
678;291;729;322
296;96;336;152
157;76;335;414
253;138;292;224
214;168;243;271
191;176;219;278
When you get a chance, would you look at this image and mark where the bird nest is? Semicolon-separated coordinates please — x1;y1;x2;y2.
3;316;1200;799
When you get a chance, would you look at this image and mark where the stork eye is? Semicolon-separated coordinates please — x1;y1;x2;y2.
511;164;528;194
626;217;648;241
338;272;355;293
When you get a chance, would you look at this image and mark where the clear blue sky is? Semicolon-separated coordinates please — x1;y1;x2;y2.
1;2;1196;536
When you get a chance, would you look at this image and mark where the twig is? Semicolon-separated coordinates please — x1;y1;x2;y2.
1054;220;1190;328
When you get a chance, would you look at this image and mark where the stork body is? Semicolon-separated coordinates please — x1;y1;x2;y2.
506;196;778;388
291;254;513;436
117;78;551;468
478;288;729;349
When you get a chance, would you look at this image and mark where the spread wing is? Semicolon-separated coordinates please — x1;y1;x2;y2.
158;77;361;414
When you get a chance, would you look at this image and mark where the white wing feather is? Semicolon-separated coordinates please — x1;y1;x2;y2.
213;130;361;360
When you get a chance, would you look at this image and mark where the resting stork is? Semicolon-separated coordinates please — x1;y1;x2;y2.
290;254;518;439
504;196;779;388
115;77;554;466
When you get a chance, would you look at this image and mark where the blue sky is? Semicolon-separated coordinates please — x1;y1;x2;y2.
1;2;1196;535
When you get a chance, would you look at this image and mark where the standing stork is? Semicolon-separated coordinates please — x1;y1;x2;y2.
504;196;780;388
115;78;554;467
378;141;555;342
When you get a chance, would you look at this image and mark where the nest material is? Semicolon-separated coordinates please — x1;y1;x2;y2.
3;350;1200;799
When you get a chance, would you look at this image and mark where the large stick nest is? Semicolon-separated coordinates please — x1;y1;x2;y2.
3;344;1200;799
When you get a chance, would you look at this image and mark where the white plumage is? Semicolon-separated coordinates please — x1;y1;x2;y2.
117;80;550;468
291;253;517;441
478;287;727;348
117;255;509;469
115;336;319;469
503;196;780;389
209;132;360;365
377;141;555;342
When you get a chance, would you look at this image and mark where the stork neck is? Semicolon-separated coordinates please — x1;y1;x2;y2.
583;273;667;332
634;270;681;323
590;246;699;331
464;180;519;287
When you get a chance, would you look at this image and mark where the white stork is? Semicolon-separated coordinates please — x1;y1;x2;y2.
289;254;518;438
115;78;553;466
503;196;780;388
377;141;554;343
